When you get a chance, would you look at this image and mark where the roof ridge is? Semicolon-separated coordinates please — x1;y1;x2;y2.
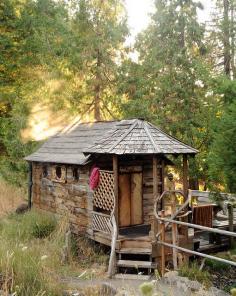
143;121;159;153
147;122;198;153
107;119;139;153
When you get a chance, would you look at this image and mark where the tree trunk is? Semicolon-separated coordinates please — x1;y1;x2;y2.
223;0;231;77
230;0;236;79
179;0;185;49
94;49;101;121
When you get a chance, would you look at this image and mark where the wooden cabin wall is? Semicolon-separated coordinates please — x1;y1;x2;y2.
31;162;93;235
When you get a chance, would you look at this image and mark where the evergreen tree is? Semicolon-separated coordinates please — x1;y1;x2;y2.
120;0;216;187
70;0;129;120
208;96;236;192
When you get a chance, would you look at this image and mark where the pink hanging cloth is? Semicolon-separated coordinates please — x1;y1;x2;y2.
89;167;100;190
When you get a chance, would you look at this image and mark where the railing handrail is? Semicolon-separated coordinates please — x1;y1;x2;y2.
154;190;191;238
108;197;118;278
154;190;236;275
156;215;236;237
157;241;236;267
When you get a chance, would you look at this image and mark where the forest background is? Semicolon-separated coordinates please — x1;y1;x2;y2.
1;0;236;193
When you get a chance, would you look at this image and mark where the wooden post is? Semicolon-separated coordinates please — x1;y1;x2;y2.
228;203;234;247
183;155;188;200
152;155;159;238
182;154;189;239
113;155;119;224
161;210;166;276
171;203;178;270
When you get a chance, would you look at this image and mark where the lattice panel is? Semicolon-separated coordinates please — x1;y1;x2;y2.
92;212;112;234
93;170;115;211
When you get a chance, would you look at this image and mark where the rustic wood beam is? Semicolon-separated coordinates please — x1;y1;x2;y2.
113;155;119;223
183;154;188;200
151;155;159;238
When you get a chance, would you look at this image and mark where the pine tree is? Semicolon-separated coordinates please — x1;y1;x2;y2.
120;0;216;187
211;0;236;78
70;0;129;120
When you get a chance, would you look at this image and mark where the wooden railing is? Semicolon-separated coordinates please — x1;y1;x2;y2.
92;211;113;234
154;190;236;276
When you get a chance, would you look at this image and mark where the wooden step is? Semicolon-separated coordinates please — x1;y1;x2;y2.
114;274;151;280
121;239;151;249
117;260;157;269
117;247;151;254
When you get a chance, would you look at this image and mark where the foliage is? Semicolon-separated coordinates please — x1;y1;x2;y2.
205;257;230;271
1;0;236;190
119;0;216;185
139;282;154;296
231;287;236;296
208;98;236;192
0;209;108;295
179;261;212;288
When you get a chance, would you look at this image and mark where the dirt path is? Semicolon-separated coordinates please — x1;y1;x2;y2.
61;276;229;296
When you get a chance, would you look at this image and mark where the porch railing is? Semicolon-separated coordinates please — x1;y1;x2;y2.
92;211;113;234
154;190;236;276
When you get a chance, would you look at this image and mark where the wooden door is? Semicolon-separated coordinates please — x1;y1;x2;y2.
119;174;131;227
131;173;143;225
118;172;143;227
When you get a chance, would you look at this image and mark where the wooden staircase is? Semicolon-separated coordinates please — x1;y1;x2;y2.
113;227;157;279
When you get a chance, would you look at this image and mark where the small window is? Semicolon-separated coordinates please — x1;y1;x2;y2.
73;167;79;181
42;165;48;178
56;166;62;179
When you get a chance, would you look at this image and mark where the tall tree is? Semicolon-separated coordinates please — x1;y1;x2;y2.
70;0;128;120
119;0;216;187
211;0;236;78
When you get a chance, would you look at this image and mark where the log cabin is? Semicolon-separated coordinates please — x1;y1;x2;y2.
25;118;199;277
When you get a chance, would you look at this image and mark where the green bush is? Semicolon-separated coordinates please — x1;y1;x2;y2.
31;217;56;238
0;210;57;241
179;262;212;288
225;283;236;294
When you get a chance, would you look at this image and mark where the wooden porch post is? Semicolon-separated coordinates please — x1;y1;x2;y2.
183;154;188;200
152;155;159;238
113;155;119;223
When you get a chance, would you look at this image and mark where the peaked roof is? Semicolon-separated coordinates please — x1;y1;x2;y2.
25;119;198;165
84;119;198;155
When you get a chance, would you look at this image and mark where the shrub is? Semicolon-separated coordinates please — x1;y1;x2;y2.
231;287;236;296
31;217;56;238
139;282;154;296
0;210;57;242
179;262;212;288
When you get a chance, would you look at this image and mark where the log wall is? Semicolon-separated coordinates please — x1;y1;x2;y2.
32;162;93;235
31;155;165;235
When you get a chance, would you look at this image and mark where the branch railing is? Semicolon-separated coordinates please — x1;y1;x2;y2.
154;190;236;276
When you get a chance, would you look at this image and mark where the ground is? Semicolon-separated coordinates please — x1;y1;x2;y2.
0;179;234;296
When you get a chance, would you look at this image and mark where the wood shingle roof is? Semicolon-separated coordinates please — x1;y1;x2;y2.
83;119;198;155
25;119;198;165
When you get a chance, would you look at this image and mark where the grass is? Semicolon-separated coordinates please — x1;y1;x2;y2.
0;178;25;217
0;209;108;295
179;261;212;289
